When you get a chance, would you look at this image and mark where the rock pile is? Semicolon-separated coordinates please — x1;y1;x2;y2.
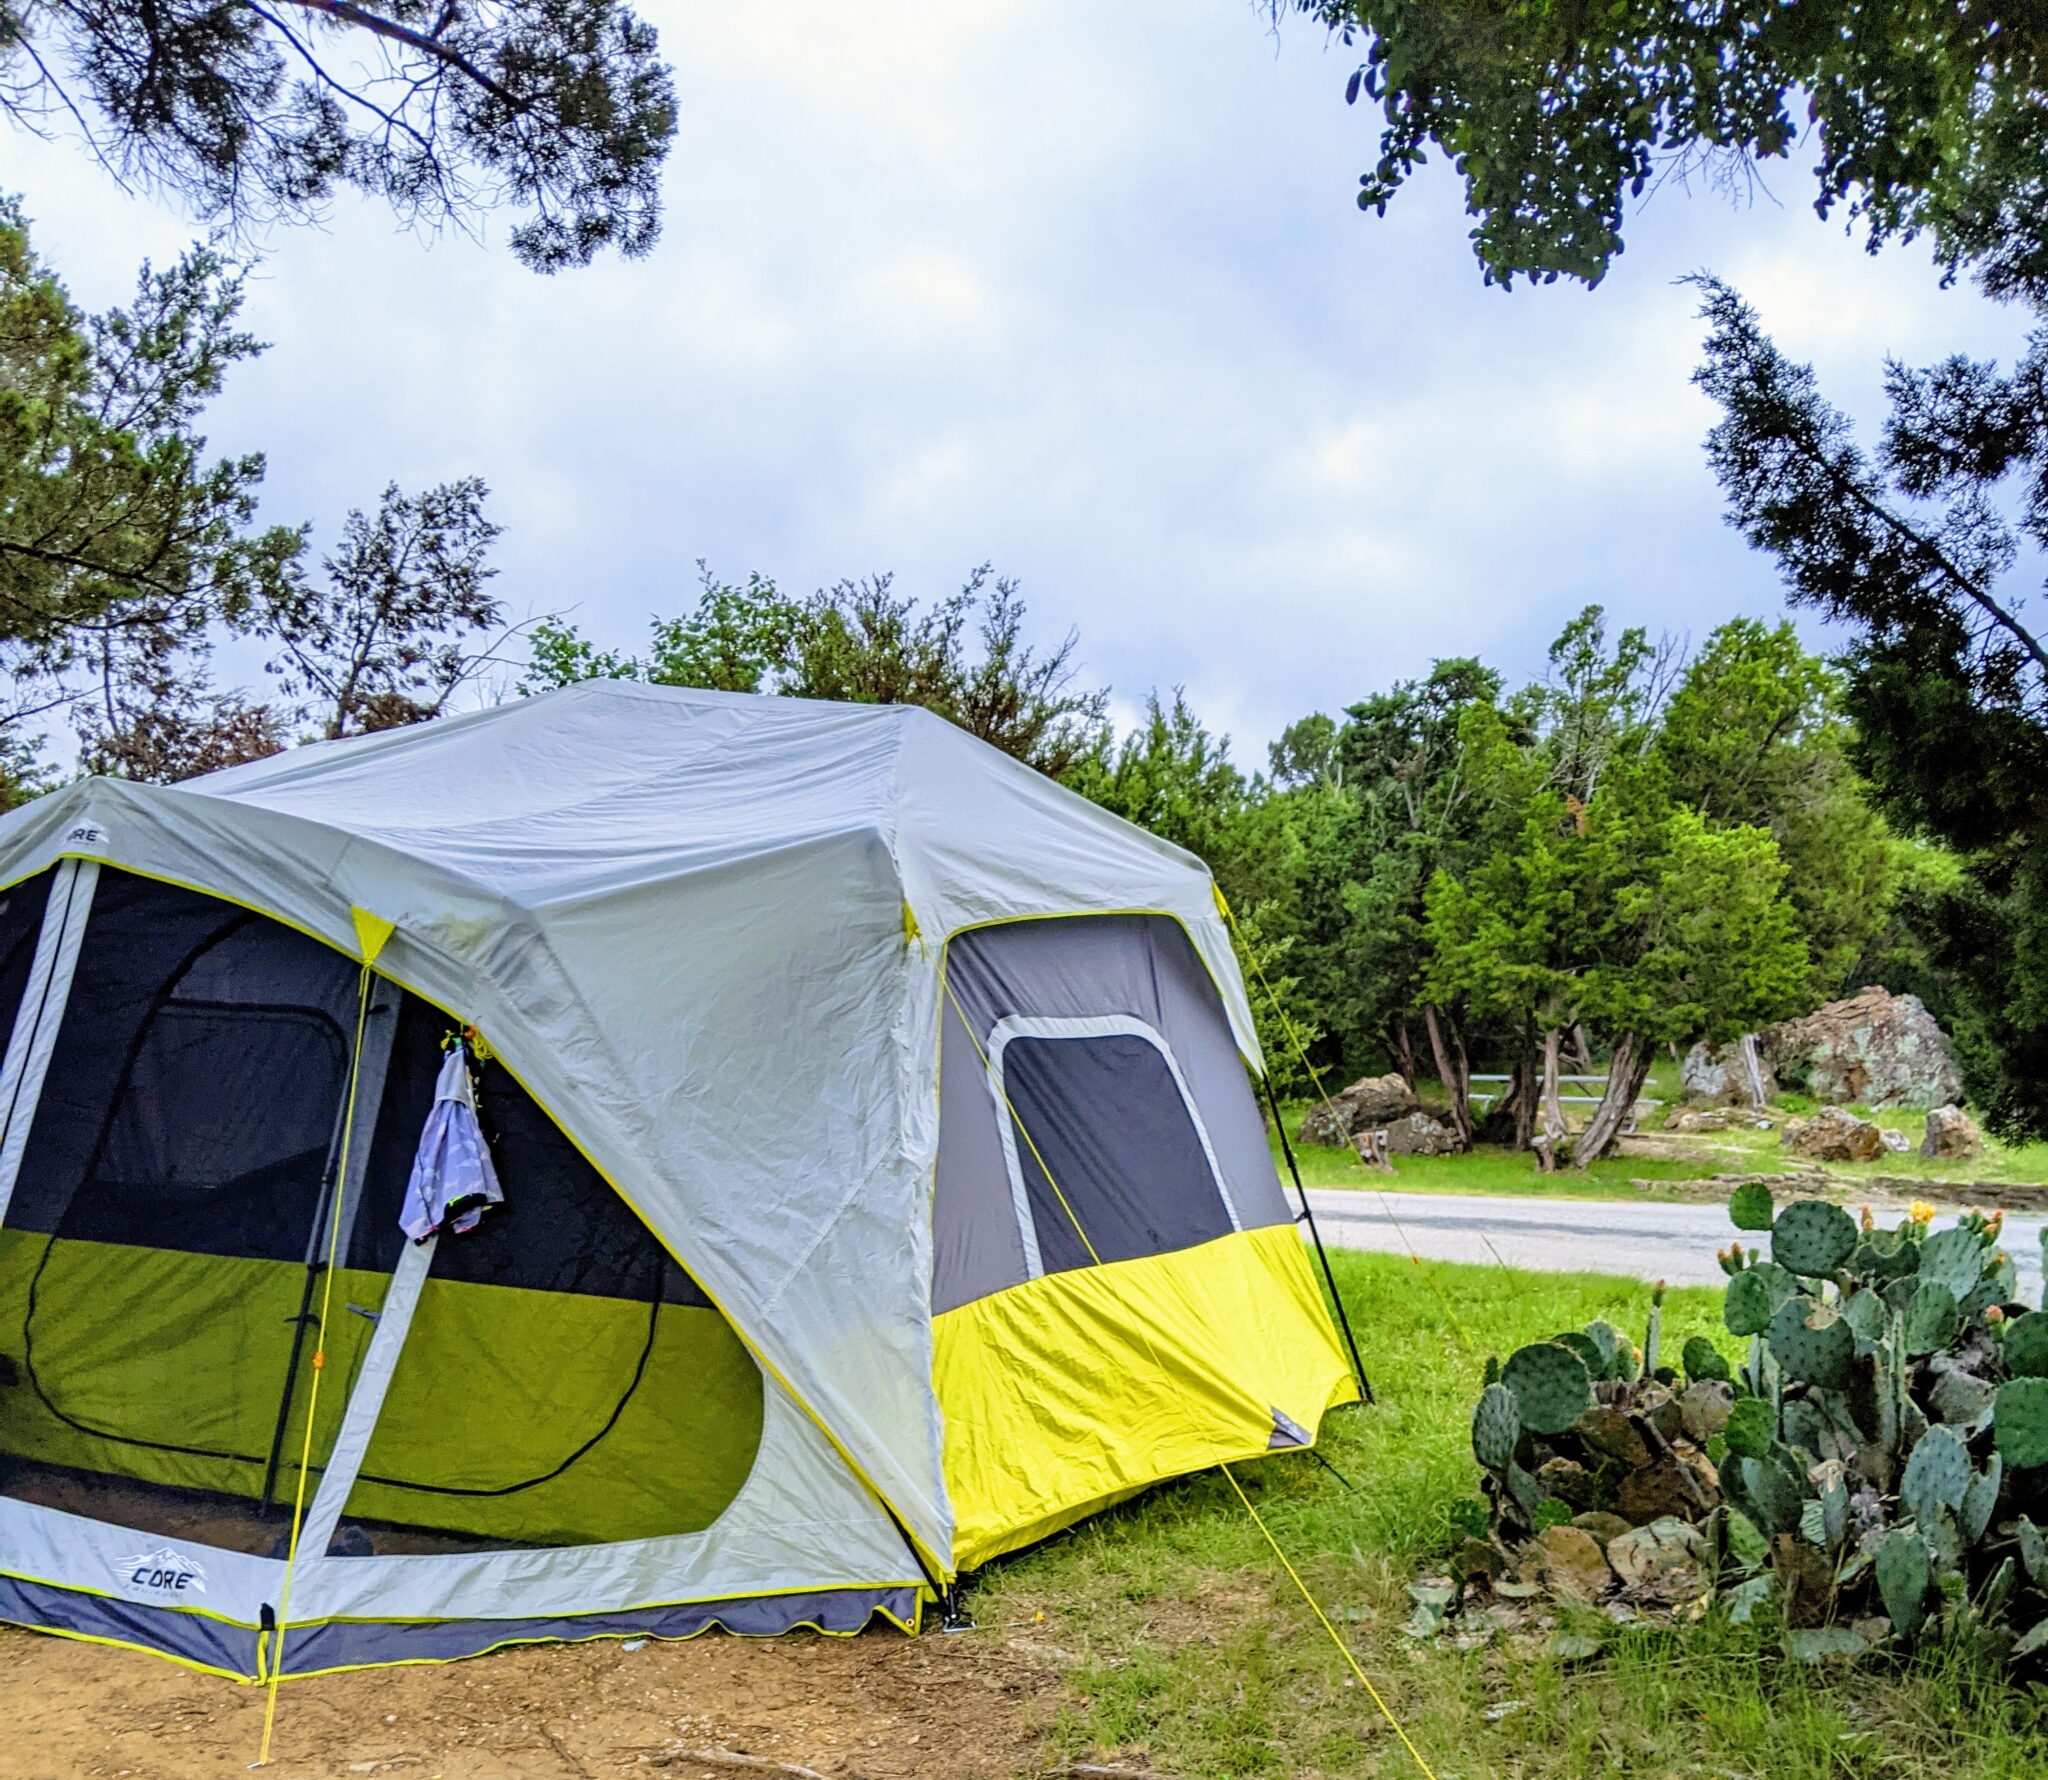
1921;1103;1984;1160
1685;988;1966;1111
1296;1072;1419;1146
1780;1106;1885;1162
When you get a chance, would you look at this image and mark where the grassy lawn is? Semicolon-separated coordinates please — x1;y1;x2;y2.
974;1249;2048;1779
1273;1131;1736;1203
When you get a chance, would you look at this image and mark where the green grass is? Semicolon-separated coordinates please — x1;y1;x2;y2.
974;1251;2048;1779
1276;1132;1735;1203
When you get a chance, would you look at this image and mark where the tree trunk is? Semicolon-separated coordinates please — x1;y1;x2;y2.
1422;1004;1474;1150
1390;1020;1419;1090
1566;1023;1594;1075
1575;1031;1654;1167
1540;1027;1566;1144
1511;1023;1539;1152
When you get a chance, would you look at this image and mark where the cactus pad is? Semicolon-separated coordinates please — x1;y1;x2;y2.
2017;1516;2048;1586
1682;1335;1731;1384
1903;1281;1962;1356
1767;1297;1855;1390
1917;1226;1986;1300
1501;1341;1594;1437
1724;1269;1773;1336
1902;1426;1973;1528
1582;1319;1631;1380
1876;1529;1932;1640
1852;1230;1919;1282
1728;1180;1775;1232
2004;1312;2048;1379
1841;1288;1888;1349
1995;1376;2048;1470
1722;1395;1777;1460
1472;1381;1520;1472
1770;1200;1858;1277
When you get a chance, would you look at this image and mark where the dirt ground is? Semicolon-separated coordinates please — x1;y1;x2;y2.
3;1619;1060;1780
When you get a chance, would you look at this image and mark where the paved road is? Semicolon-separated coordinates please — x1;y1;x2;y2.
1301;1187;2048;1303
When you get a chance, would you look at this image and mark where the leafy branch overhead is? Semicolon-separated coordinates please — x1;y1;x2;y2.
1286;1;2048;298
1694;277;2048;1138
0;0;678;270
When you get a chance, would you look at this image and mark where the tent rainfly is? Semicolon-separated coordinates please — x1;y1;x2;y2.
0;683;1357;1679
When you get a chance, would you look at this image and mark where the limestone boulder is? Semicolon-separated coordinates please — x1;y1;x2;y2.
1295;1071;1420;1146
1781;1106;1886;1163
1383;1110;1458;1156
1760;987;1964;1110
1680;1040;1778;1106
1921;1103;1984;1161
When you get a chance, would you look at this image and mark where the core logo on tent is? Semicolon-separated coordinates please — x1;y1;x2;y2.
119;1546;207;1594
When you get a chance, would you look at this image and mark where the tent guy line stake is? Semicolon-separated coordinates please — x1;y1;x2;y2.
254;960;375;1767
934;967;1444;1780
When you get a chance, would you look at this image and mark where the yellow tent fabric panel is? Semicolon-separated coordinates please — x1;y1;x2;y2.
0;1233;766;1549
347;1273;764;1546
932;1223;1357;1571
0;1232;383;1504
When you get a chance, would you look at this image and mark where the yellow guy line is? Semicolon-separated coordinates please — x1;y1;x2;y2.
1214;892;1472;1350
934;969;1441;1780
256;961;374;1766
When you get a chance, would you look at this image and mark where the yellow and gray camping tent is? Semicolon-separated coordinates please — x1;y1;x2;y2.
0;683;1357;1678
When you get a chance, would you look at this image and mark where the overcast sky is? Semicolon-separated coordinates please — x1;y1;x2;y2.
11;3;2034;762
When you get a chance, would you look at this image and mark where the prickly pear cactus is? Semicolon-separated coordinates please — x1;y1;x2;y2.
1472;1382;1520;1472
1902;1426;1973;1528
1917;1226;1986;1300
1682;1335;1730;1384
1877;1529;1932;1640
1995;1376;2048;1469
1500;1341;1593;1437
1767;1297;1854;1390
2004;1311;2048;1380
1903;1281;1962;1356
1769;1200;1857;1278
1728;1180;1774;1231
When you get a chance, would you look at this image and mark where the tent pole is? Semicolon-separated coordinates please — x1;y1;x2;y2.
1260;1070;1372;1405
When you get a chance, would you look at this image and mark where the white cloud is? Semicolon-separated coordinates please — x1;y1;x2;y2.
7;1;2035;761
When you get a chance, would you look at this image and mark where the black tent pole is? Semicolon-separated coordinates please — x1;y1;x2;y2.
1260;1071;1372;1405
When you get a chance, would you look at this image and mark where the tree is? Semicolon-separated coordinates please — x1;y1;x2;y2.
1;1;678;271
1324;657;1515;1142
1285;0;2048;298
1694;277;2048;1135
1426;753;1808;1167
526;564;1113;777
0;203;293;665
252;477;506;738
1656;617;1899;997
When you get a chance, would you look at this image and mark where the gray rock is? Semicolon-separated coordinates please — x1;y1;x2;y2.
1760;987;1964;1110
1921;1103;1984;1161
1781;1106;1885;1163
1880;1127;1911;1154
1296;1071;1420;1146
1383;1110;1458;1156
1681;1040;1778;1106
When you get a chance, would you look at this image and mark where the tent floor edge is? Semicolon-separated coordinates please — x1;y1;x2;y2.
0;1577;924;1682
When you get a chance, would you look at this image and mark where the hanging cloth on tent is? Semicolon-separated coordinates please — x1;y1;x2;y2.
400;1039;503;1242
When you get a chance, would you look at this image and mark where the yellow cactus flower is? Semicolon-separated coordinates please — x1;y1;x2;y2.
1910;1200;1937;1224
1987;1306;2008;1326
1860;1205;1875;1232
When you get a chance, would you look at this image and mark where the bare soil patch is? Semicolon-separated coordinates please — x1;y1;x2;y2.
2;1619;1058;1780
